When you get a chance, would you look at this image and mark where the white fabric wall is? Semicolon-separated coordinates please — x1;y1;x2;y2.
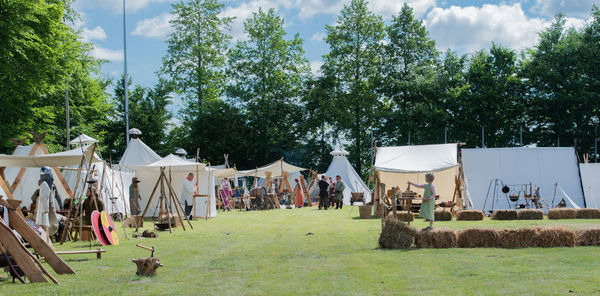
324;156;371;205
462;147;584;212
135;169;217;218
580;163;600;208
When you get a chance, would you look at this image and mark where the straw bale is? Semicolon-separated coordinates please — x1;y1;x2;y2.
387;211;414;222
575;228;600;246
534;227;576;247
378;216;417;249
498;228;537;248
517;209;544;220
457;228;499;248
491;210;518;220
415;228;457;248
547;208;577;219
456;210;485;221
434;210;452;221
576;209;600;219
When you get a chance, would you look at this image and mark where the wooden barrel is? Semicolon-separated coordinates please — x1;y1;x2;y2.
359;205;372;219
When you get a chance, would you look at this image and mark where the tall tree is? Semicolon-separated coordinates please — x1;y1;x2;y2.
227;8;310;167
323;0;385;173
0;0;111;153
379;3;440;145
160;0;232;107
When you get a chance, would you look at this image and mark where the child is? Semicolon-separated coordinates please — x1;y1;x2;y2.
408;172;436;231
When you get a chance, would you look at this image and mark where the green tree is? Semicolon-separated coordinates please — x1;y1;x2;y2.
105;77;173;159
0;0;112;153
227;8;310;167
323;0;385;174
379;3;440;145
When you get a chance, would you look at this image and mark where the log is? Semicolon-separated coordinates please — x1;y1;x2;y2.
132;257;163;276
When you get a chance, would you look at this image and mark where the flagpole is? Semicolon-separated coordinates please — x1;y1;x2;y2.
123;0;130;146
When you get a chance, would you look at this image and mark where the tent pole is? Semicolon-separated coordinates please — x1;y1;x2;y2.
206;163;211;220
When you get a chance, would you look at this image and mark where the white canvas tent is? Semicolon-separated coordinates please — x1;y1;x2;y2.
0;143;100;207
128;154;218;218
580;163;600;208
374;143;459;205
69;133;98;145
119;138;161;167
308;148;371;205
462;147;585;212
238;158;306;179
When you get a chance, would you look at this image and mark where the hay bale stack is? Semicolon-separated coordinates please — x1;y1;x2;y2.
498;228;537;248
534;227;576;247
456;210;485;221
547;208;577;219
434;210;452;221
415;228;457;248
491;210;518;220
517;209;544;220
457;228;499;248
386;211;414;222
378;216;417;249
576;208;600;219
575;228;600;246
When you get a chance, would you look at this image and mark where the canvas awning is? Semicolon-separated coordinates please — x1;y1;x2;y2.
0;145;101;168
238;158;306;178
127;154;206;171
374;143;458;173
69;133;98;145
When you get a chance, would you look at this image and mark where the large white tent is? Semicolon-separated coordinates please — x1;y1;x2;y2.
238;158;306;179
129;154;218;218
309;148;371;205
1;143;99;207
374;143;459;205
462;147;585;212
579;163;600;208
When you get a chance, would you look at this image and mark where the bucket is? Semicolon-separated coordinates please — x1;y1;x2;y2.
359;205;372;219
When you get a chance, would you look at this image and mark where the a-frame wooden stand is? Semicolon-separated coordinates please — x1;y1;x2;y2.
263;171;279;209
136;168;193;233
300;175;312;206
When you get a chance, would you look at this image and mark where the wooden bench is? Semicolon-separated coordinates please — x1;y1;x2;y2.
56;249;106;259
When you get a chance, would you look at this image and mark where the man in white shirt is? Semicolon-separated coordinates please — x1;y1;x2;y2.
181;173;195;220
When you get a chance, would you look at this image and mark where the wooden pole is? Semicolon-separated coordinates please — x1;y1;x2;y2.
135;171;162;233
164;169;192;230
206;163;211;220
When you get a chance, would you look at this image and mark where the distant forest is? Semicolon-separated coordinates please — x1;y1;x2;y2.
2;0;600;176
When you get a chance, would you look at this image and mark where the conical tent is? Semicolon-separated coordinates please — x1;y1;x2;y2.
69;133;98;146
309;148;371;205
119;138;161;167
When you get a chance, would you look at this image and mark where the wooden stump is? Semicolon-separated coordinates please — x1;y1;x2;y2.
132;257;163;276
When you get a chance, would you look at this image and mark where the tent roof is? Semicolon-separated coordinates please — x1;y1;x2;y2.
374;143;458;173
238;159;306;178
0;144;100;167
69;133;98;145
119;138;161;167
128;154;205;171
330;147;349;156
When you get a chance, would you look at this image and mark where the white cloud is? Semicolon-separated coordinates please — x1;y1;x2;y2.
425;4;549;53
220;0;279;41
73;0;174;13
91;46;124;62
564;17;588;29
311;32;325;41
132;13;175;39
531;0;597;18
368;0;435;19
310;60;323;76
80;26;108;41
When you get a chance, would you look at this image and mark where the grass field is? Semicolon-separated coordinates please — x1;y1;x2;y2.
4;207;600;295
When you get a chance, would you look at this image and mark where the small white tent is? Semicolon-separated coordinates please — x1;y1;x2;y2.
309;148;371;205
129;154;218;218
462;147;585;212
374;143;459;205
238;159;306;179
119;138;161;167
579;163;599;208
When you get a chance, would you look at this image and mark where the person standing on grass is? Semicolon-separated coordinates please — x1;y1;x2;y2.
318;175;330;210
181;173;195;219
129;177;142;215
334;175;345;209
408;172;436;231
293;179;304;208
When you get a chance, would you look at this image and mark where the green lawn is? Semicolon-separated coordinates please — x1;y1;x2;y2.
4;207;600;295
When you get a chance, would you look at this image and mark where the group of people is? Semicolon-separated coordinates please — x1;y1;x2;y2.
317;175;345;210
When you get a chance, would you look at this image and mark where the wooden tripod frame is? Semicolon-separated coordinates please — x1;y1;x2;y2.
135;168;193;233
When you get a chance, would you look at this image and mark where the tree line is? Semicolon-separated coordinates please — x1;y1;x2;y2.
2;0;600;177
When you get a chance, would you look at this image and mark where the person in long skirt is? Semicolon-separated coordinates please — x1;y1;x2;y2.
408;172;436;231
293;179;303;208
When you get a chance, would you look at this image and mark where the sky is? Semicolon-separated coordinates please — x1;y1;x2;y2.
71;0;598;113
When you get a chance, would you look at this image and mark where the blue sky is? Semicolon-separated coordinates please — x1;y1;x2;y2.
72;0;597;113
